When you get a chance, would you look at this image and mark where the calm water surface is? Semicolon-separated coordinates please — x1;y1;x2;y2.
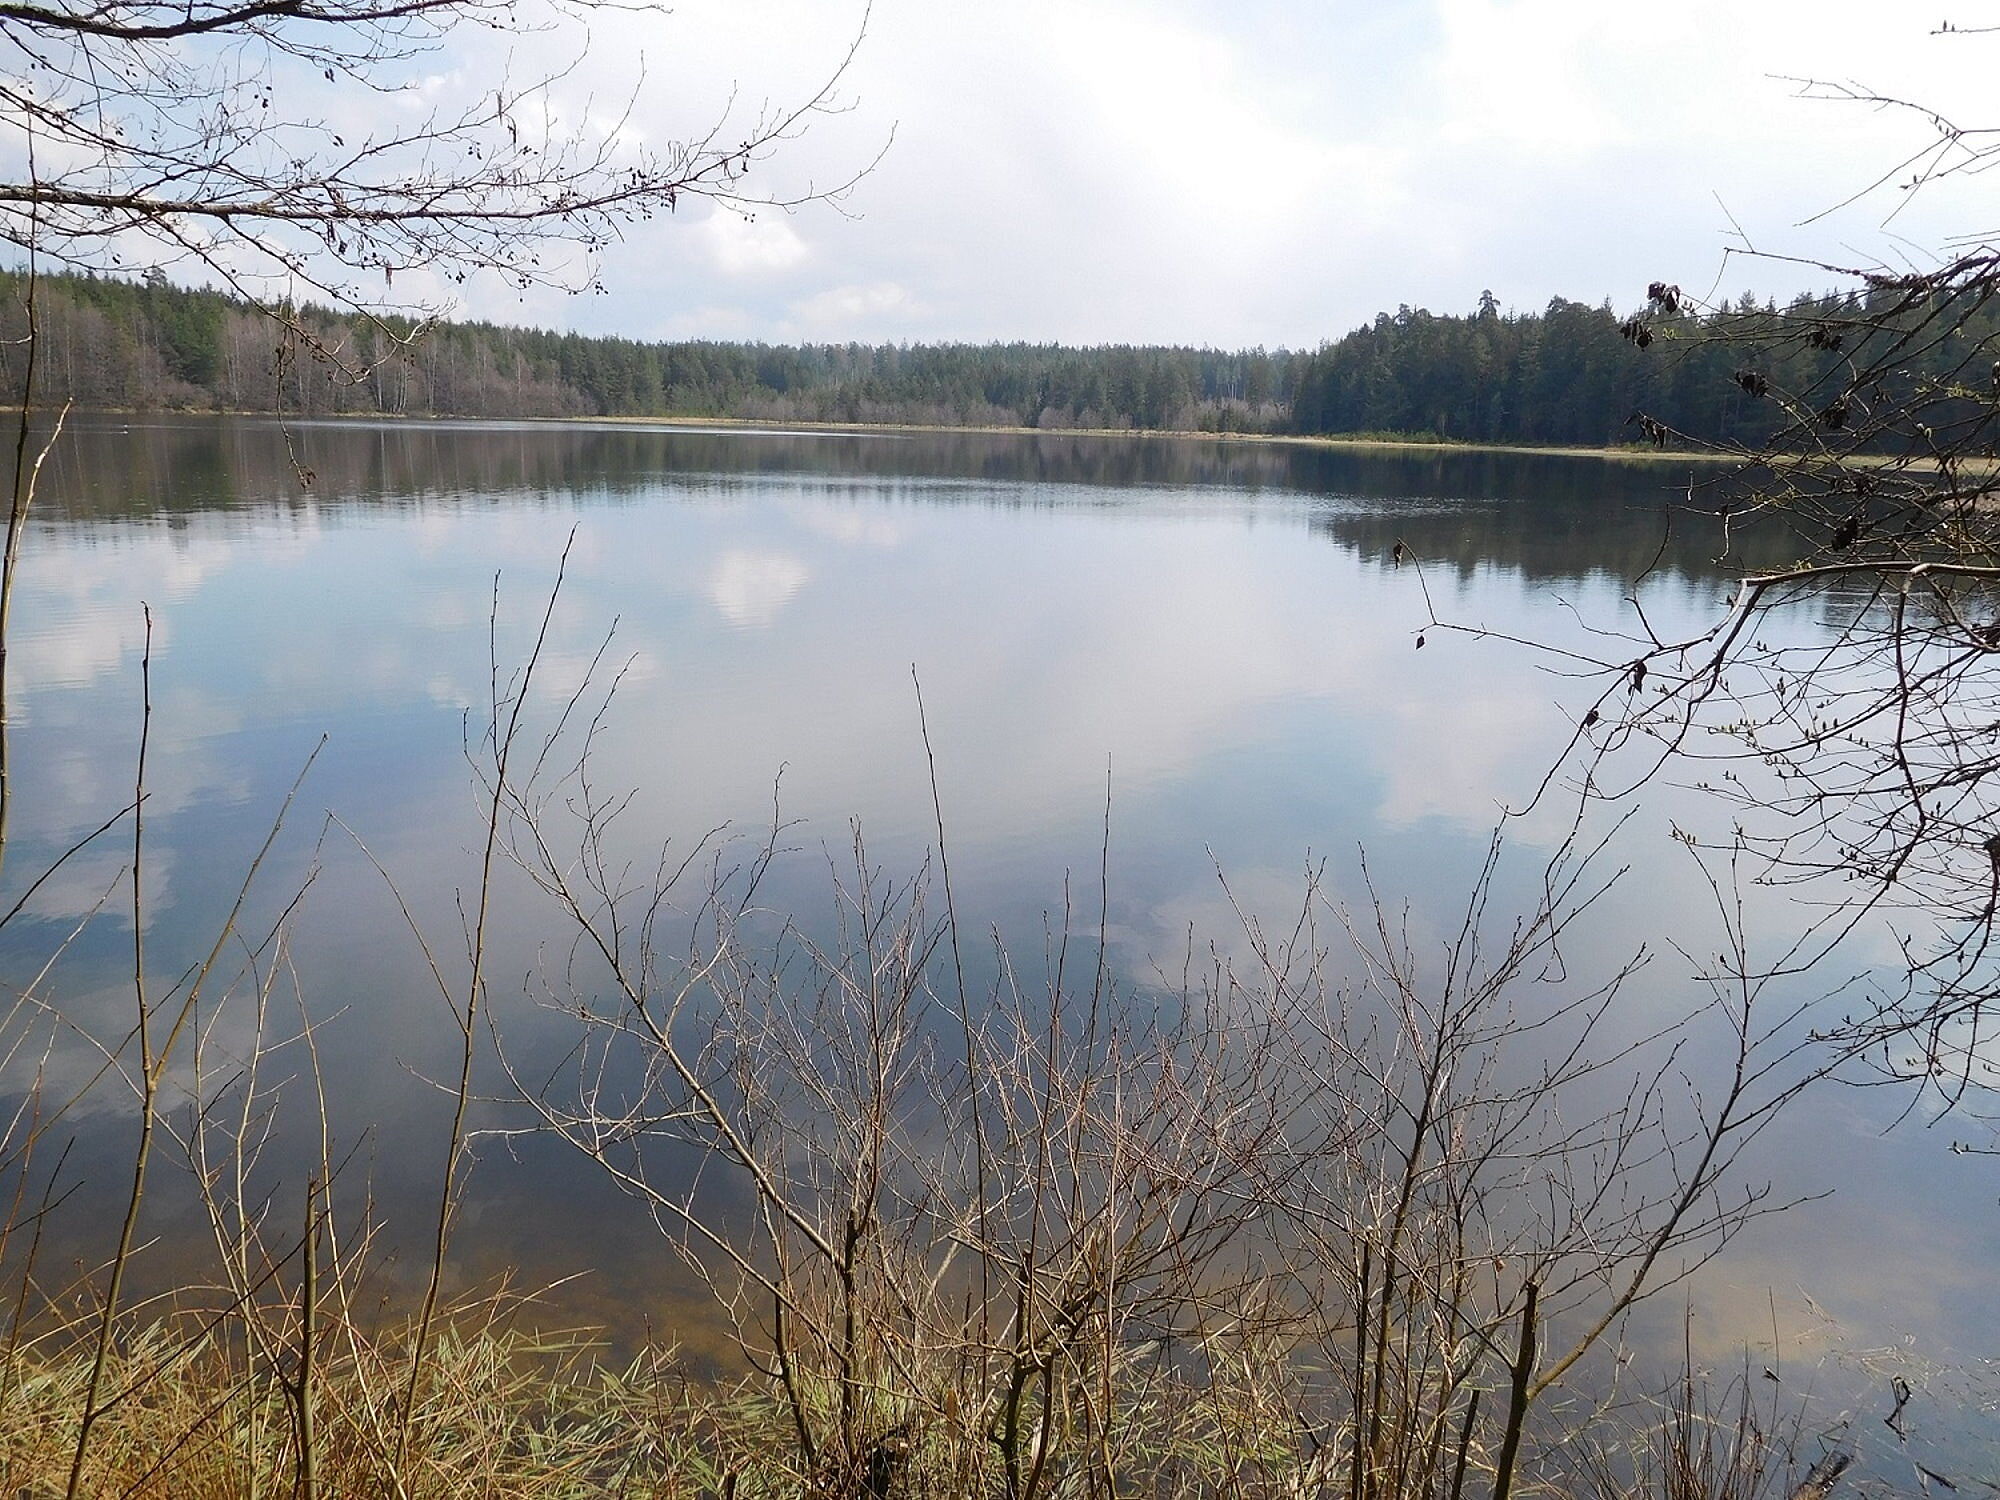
3;416;1994;1396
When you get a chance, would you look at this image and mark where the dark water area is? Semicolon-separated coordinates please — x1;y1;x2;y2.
1;416;1993;1441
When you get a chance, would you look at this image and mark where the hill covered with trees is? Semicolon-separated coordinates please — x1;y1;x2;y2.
4;268;1994;453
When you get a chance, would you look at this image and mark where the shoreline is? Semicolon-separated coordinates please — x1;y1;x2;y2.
511;411;1749;464
55;404;1747;465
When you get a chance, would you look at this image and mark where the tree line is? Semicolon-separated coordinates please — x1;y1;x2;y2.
0;268;1298;431
5;267;1995;452
1288;286;2000;450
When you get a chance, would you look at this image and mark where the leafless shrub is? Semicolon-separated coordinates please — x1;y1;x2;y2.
484;626;1828;1498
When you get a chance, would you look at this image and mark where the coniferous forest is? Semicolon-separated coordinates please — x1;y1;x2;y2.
5;268;1996;452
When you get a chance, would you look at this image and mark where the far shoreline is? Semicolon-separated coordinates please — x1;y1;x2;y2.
62;405;1750;466
547;413;1749;464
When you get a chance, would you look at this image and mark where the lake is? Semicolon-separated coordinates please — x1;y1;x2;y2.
2;414;1994;1421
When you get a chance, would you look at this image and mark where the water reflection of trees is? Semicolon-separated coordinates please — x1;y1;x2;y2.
30;418;1372;518
29;415;1762;544
1313;481;1804;587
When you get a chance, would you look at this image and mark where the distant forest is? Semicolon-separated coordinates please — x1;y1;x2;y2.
2;268;1994;451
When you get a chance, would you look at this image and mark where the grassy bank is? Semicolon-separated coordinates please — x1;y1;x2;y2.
0;1295;1808;1499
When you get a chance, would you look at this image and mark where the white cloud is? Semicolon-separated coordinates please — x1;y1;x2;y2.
699;207;811;276
787;280;917;330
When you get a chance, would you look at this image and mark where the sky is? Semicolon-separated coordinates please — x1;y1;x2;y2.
72;0;2000;349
